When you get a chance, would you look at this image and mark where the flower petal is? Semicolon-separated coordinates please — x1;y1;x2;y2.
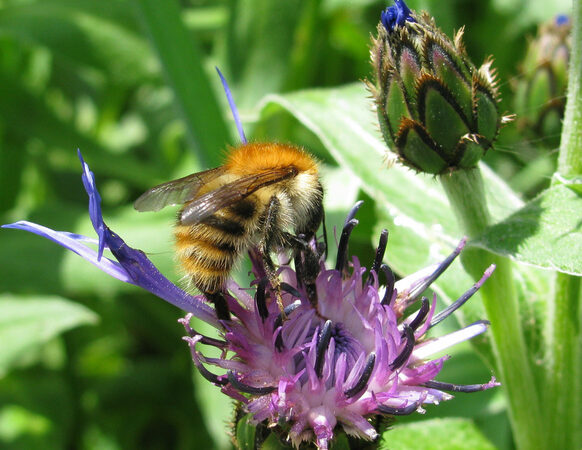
411;320;490;361
1;220;132;283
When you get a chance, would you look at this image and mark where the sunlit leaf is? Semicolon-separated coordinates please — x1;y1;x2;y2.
0;294;98;375
472;185;582;275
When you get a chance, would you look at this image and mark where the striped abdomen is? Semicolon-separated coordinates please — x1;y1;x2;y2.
174;198;258;294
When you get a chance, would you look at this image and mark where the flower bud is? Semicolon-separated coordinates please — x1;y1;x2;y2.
369;0;503;174
514;15;570;148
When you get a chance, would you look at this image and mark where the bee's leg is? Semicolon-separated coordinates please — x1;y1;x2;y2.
258;196;286;313
287;234;321;307
204;291;231;321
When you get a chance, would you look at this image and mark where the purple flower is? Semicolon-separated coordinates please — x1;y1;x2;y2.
381;0;415;33
3;155;498;449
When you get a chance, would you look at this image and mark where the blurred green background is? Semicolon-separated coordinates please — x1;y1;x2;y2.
0;0;570;448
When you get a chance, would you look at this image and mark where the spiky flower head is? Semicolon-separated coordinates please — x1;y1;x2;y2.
3;156;499;449
514;15;571;148
369;0;504;174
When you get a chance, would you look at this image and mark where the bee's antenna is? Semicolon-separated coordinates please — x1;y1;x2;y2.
215;67;247;144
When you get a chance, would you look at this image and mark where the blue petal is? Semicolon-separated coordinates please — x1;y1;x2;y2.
102;224;219;326
4;151;220;327
555;14;570;26
381;0;415;33
1;221;132;283
216;67;247;144
78;149;106;261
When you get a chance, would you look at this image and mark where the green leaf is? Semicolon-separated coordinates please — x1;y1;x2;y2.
0;74;161;189
382;418;496;450
135;0;230;167
224;0;304;110
0;2;155;86
0;294;98;375
472;185;582;275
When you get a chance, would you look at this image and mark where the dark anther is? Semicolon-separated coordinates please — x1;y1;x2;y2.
407;239;465;300
290;234;320;304
205;291;230;321
344;353;376;398
422;380;493;393
377;401;419;416
344;200;364;225
315;320;333;378
192;352;227;386
408;297;430;332
428;265;493;329
273;301;301;331
227;371;276;395
280;282;302;299
367;229;388;284
196;334;226;348
255;278;269;321
335;219;358;273
274;301;301;351
389;325;415;370
380;264;395;306
321;214;329;260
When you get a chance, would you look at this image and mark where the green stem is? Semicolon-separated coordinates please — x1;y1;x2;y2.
546;1;582;448
440;169;544;450
557;0;582;175
545;274;581;449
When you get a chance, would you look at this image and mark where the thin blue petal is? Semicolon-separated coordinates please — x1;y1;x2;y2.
76;150;219;326
216;67;247;144
101;224;219;326
1;221;132;283
5;151;220;327
78;149;106;261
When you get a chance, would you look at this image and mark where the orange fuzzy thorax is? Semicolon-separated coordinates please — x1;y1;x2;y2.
224;143;318;175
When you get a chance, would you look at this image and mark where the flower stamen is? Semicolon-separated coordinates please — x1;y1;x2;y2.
183;337;227;386
227;371;276;395
315;320;333;378
408;297;431;332
406;237;466;300
274;300;302;350
389;324;415;370
367;228;389;284
380;264;396;306
429;264;495;328
423;378;500;393
344;353;376;399
255;278;270;321
377;401;420;416
335;219;358;273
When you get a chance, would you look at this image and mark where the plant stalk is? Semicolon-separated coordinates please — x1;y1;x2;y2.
440;169;544;450
546;0;582;448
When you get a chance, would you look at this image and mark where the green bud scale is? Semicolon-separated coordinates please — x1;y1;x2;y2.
514;15;571;148
369;1;505;174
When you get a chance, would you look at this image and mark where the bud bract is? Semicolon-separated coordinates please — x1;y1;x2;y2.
514;15;571;148
369;0;502;174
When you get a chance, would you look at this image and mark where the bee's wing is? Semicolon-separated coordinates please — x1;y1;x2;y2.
180;167;297;224
134;167;226;212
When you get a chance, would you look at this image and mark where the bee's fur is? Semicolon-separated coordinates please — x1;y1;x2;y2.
137;142;324;307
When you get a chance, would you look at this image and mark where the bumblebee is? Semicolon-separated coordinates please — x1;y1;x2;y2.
134;142;324;318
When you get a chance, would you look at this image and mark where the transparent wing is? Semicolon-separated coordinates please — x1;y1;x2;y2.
180;167;297;224
134;167;225;212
